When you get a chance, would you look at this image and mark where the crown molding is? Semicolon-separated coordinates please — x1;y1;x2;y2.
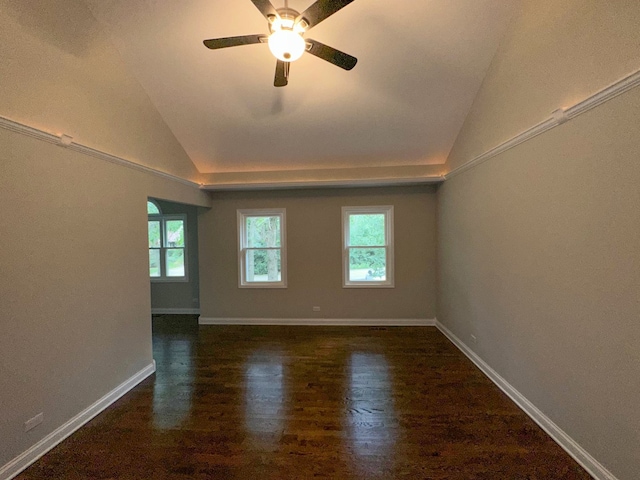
0;115;200;189
445;66;640;180
200;175;444;191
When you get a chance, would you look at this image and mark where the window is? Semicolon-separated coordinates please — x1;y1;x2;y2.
148;200;188;281
147;200;160;215
237;209;287;288
342;206;394;288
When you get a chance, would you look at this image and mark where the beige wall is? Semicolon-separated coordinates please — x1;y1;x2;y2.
438;1;640;477
0;1;211;467
446;0;640;172
0;128;210;467
199;187;436;320
0;0;201;182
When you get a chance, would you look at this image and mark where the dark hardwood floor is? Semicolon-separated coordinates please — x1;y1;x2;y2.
17;315;591;479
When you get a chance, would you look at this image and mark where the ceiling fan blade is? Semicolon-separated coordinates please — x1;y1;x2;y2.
296;0;356;29
203;35;266;50
306;39;357;70
250;0;279;21
274;60;289;87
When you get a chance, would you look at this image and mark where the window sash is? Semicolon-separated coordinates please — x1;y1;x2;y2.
347;213;387;247
346;246;388;282
242;248;282;282
164;219;185;248
165;247;186;277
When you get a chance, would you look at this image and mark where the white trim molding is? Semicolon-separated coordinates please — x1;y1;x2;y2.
0;362;156;480
151;308;200;315
435;320;618;480
0;115;200;189
445;66;640;180
199;317;436;326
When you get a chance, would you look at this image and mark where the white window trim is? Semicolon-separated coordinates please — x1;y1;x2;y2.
149;213;189;283
237;208;287;289
342;205;395;288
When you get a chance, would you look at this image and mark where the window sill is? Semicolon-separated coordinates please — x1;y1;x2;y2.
151;277;189;283
343;283;395;289
239;283;287;289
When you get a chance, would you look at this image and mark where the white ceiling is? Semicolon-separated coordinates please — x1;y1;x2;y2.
84;0;518;175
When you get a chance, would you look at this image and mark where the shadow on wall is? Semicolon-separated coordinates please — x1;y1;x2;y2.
4;0;100;57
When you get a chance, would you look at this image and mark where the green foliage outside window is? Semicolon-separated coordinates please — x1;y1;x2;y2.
165;220;184;247
246;216;281;280
349;214;386;277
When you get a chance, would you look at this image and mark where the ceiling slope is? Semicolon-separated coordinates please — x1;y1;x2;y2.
84;0;519;185
0;0;202;182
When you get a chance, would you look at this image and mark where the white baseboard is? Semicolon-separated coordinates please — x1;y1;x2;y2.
198;317;436;327
152;308;200;315
0;361;156;480
435;320;617;480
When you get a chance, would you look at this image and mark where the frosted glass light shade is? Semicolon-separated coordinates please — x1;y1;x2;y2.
268;30;306;62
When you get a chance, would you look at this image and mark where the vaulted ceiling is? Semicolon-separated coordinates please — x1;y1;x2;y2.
84;0;518;182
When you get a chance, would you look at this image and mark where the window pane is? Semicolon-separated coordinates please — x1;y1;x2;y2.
148;221;161;248
147;201;160;214
165;220;185;248
245;249;281;282
246;216;281;248
166;249;185;277
149;249;161;277
349;214;385;246
348;247;386;281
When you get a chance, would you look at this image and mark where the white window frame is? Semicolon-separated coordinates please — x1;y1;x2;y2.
148;212;189;283
237;208;287;289
342;205;394;288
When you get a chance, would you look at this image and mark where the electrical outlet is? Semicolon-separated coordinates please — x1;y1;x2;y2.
470;335;477;344
312;306;321;312
25;413;43;432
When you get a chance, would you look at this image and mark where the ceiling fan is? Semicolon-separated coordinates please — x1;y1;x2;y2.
203;0;357;87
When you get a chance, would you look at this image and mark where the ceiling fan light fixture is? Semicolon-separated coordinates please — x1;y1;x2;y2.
202;0;358;86
268;29;306;62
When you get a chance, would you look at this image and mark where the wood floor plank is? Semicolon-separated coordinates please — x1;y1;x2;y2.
16;316;591;479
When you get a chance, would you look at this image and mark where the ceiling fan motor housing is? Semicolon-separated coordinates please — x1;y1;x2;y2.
268;8;309;33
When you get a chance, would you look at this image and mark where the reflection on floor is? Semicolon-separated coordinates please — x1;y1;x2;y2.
244;350;285;446
152;321;194;431
347;352;396;465
17;315;590;479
